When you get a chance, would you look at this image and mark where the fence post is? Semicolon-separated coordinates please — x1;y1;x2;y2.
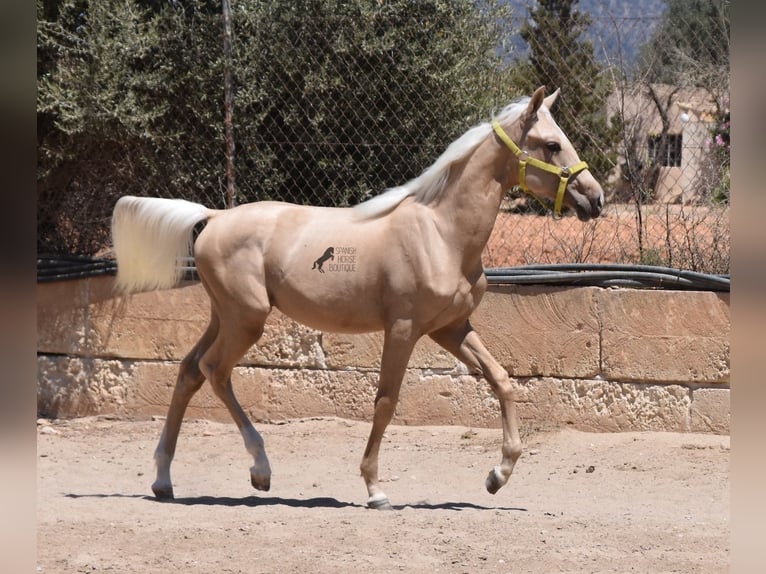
222;0;236;208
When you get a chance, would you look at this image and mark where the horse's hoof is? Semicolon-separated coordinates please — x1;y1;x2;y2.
485;467;503;495
152;483;175;500
251;474;271;492
367;494;393;511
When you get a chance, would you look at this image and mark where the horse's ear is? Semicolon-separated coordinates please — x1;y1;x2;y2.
525;86;546;118
543;88;561;109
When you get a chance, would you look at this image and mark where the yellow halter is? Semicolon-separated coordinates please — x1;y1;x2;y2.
492;120;589;217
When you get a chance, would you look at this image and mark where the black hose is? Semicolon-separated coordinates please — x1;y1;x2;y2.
36;255;200;283
37;255;118;282
485;264;729;292
37;255;730;292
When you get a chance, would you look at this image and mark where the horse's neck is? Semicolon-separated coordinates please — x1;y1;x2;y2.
432;137;513;260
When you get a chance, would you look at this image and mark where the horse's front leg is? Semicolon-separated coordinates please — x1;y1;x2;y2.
359;321;418;510
430;320;523;494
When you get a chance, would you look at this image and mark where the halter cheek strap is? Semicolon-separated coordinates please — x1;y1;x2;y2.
492;120;589;217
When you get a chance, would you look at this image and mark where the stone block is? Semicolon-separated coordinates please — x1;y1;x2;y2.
513;377;568;431
322;332;456;370
37;355;136;418
241;310;325;369
471;286;601;378
690;387;730;434
600;290;730;384
127;360;180;417
560;380;691;432
263;368;379;422
86;278;210;360
130;364;294;423
395;373;501;427
37;280;89;355
515;378;691;433
322;332;382;369
79;280;324;367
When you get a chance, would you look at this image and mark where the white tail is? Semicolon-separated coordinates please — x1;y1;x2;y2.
111;196;211;294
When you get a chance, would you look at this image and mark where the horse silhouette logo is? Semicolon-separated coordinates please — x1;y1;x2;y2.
312;246;334;273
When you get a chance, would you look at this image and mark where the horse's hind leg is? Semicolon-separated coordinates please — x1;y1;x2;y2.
152;314;219;499
199;312;272;492
429;320;523;495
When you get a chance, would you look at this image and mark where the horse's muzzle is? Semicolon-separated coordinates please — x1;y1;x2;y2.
571;185;604;221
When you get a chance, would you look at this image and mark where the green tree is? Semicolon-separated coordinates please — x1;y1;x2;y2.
639;0;730;86
230;0;515;206
37;0;517;254
37;0;225;254
509;0;619;191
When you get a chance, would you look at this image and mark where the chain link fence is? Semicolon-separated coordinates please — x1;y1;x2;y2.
37;0;730;275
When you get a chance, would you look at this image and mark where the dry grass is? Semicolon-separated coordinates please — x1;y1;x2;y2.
483;202;730;275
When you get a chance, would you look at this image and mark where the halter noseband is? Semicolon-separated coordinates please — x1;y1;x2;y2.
492;120;589;217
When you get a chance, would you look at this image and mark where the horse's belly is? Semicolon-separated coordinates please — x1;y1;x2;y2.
275;300;384;334
270;283;385;334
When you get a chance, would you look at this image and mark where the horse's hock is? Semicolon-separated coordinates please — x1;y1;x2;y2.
37;276;730;434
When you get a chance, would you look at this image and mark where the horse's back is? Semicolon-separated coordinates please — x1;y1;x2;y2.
196;201;349;261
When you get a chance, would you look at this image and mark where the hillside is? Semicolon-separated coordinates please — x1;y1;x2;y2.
503;0;667;64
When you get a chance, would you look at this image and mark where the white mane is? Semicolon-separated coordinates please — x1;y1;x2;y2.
353;97;530;219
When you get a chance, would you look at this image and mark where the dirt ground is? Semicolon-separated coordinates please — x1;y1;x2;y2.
37;415;729;574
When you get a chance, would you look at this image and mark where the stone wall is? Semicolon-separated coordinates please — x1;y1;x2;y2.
37;276;730;434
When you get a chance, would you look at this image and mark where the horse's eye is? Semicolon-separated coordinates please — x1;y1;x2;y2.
546;142;562;153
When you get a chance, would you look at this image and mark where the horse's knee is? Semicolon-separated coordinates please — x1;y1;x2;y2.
488;361;509;382
179;354;203;382
198;359;230;395
487;375;515;402
198;356;214;380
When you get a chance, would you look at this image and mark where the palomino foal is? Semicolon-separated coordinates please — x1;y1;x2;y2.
111;86;604;509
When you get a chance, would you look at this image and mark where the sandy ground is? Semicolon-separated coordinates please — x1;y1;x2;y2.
37;415;729;573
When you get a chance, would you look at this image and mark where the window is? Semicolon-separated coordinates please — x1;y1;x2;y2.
648;133;682;167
